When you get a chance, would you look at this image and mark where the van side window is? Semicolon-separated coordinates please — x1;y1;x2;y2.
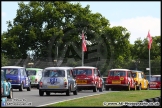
138;73;142;78
141;73;144;78
94;69;98;76
128;71;131;77
20;69;24;76
38;70;42;76
23;68;27;76
67;70;72;78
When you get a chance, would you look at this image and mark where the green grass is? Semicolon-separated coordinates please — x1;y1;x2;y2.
46;90;160;107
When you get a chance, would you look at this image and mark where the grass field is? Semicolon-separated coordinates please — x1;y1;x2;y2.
45;90;161;107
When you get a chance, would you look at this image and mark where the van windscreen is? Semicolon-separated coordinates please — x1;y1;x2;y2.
73;69;92;75
151;76;161;81
3;68;18;75
109;71;126;76
26;70;36;76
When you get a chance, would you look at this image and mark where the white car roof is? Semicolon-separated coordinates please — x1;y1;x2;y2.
1;66;24;68
110;69;130;71
74;66;97;69
151;75;161;77
44;67;73;70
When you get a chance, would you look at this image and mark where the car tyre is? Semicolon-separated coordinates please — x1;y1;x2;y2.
138;84;142;90
66;89;71;96
46;92;50;96
27;83;31;91
7;89;13;99
19;83;23;91
127;84;130;91
73;89;78;95
147;84;149;90
99;84;104;92
93;85;97;92
39;90;44;96
105;86;109;91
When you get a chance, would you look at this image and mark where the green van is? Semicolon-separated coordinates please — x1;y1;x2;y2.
26;68;43;88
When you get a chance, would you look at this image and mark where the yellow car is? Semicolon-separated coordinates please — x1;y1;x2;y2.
132;70;149;90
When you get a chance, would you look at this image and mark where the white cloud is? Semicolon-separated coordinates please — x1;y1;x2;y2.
2;12;6;17
110;16;160;44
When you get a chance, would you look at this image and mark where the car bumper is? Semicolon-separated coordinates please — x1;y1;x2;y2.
105;84;129;87
77;84;96;90
11;84;21;89
149;87;161;90
31;83;39;86
39;89;68;92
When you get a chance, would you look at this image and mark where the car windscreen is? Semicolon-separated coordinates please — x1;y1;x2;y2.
109;71;126;76
151;76;161;81
43;70;65;77
132;73;136;78
2;68;18;75
73;69;92;75
26;70;36;76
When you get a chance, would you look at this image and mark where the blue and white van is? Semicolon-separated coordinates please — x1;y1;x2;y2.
1;66;31;91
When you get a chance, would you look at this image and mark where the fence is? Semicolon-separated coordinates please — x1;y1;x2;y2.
3;58;161;76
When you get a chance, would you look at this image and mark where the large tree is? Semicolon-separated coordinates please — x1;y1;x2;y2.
1;1;110;61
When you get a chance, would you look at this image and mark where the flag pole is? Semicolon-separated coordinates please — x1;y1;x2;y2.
82;30;84;66
82;48;84;66
149;47;151;81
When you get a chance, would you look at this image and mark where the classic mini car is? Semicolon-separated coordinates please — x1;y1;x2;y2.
73;66;103;92
1;70;13;99
39;67;78;96
105;69;136;91
26;68;43;88
132;70;149;90
149;75;161;90
1;66;31;91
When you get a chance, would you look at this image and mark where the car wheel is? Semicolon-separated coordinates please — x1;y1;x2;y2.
93;85;97;92
99;84;104;92
66;89;71;96
37;84;39;89
46;92;50;96
19;83;23;91
134;85;137;91
138;84;142;90
39;90;44;96
7;89;13;99
66;85;71;96
147;84;149;90
73;89;78;95
105;86;109;91
127;84;130;91
27;83;31;91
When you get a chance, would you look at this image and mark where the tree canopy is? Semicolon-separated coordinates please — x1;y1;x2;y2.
1;1;161;75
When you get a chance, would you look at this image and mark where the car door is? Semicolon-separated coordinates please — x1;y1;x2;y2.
94;69;99;86
97;69;102;88
37;70;43;82
129;71;134;87
20;68;25;86
23;68;29;87
67;69;74;90
141;73;146;88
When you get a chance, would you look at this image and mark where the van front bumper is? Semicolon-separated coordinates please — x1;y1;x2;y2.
77;84;96;90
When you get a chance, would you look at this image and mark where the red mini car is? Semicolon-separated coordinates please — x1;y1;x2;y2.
149;75;161;90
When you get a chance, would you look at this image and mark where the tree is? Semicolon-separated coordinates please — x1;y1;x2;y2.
1;53;9;66
1;1;110;63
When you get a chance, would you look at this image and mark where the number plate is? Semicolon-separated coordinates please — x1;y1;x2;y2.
47;86;59;89
112;80;121;84
76;80;87;84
